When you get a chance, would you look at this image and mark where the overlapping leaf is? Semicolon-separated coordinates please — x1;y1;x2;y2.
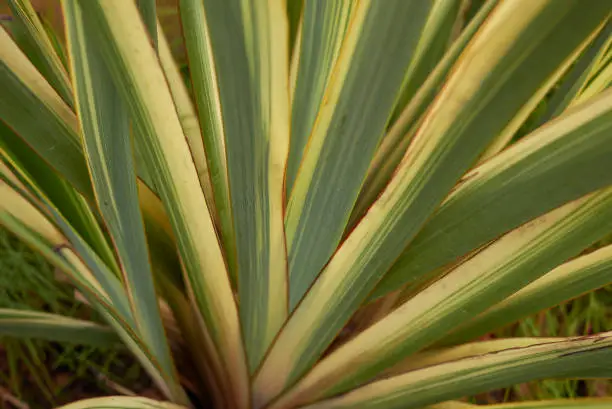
299;333;612;409
254;2;610;405
75;2;248;406
62;0;181;401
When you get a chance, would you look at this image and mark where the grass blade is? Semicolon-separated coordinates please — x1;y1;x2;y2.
0;308;119;347
300;333;612;409
198;0;290;370
62;0;182;401
285;0;433;311
77;1;249;405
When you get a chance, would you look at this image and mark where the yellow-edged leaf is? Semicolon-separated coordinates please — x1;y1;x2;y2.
77;2;248;406
254;2;610;405
197;0;290;371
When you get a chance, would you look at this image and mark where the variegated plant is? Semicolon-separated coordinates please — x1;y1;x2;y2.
1;0;612;408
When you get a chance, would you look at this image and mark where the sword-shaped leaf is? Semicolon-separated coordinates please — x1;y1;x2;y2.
272;187;612;407
442;243;612;345
76;2;248;405
372;88;612;301
300;334;612;409
0;308;119;347
62;0;181;401
285;0;353;197
7;0;73;106
198;0;290;371
254;2;609;405
56;397;187;409
0;25;91;198
179;0;236;283
285;0;432;311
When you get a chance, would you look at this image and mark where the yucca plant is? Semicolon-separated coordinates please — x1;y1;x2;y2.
1;0;612;407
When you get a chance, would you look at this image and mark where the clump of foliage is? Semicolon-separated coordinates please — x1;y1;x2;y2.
1;1;612;409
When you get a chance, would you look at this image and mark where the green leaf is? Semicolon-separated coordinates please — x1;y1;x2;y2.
77;2;249;406
136;0;157;49
0;15;188;282
7;0;74;107
286;0;303;59
386;338;559;377
389;0;463;124
442;243;612;345
179;0;236;285
0;121;118;272
56;397;187;409
254;2;610;405
349;0;498;227
0;164;130;317
273;187;612;407
284;0;433;311
157;20;217;237
198;0;290;371
298;333;612;409
0;308;119;347
476;21;605;161
474;400;612;408
0;18;158;201
535;21;612;127
574;44;612;105
61;0;183;402
285;0;353;197
372;88;612;301
0;24;93;199
424;403;476;409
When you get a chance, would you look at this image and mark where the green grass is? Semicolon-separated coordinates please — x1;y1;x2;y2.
0;228;146;407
